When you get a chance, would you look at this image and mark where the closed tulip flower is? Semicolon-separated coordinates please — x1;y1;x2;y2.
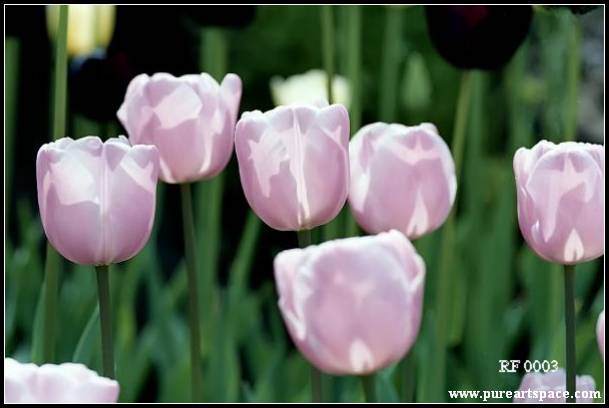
270;69;351;108
4;358;119;403
598;310;604;361
514;369;596;403
47;5;116;58
349;122;456;239
117;72;242;184
274;230;425;375
235;103;350;231
513;140;604;264
36;136;159;265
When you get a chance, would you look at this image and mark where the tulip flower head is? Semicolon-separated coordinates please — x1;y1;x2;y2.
235;102;350;231
598;310;605;361
36;136;159;265
274;230;425;375
4;358;119;403
118;72;242;184
514;369;596;403
46;5;116;58
270;69;351;108
349;122;456;239
425;6;533;70
513;140;604;264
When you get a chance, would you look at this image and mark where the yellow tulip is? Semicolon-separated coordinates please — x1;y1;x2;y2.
46;5;116;57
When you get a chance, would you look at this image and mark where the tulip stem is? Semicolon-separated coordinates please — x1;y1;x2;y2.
297;229;323;402
320;5;335;104
433;71;473;401
361;374;376;403
40;4;69;364
41;245;60;363
52;4;68;140
95;264;114;378
378;5;403;122
564;264;576;403
181;183;203;401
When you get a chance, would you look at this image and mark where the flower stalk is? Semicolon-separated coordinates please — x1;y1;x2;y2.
95;264;114;378
181;183;203;401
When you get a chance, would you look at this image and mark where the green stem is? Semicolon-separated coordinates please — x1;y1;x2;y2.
181;183;203;402
95;265;114;378
310;366;323;403
41;244;60;363
40;4;69;364
378;6;403;122
320;5;342;242
433;71;473;401
197;28;228;356
399;354;416;402
343;6;362;238
297;229;322;402
564;264;576;403
344;6;361;132
321;5;335;104
564;16;580;142
201;28;227;79
361;374;376;403
52;5;68;140
450;71;473;178
5;38;19;221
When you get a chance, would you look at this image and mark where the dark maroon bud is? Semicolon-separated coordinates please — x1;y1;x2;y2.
425;6;533;70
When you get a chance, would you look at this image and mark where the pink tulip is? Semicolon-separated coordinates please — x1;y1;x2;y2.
598;310;605;361
513;140;604;264
36;136;159;265
235;102;350;231
274;230;425;375
4;358;119;403
514;369;596;403
349;122;456;239
117;72;242;184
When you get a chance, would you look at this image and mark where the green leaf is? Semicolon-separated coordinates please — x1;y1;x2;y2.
72;305;100;366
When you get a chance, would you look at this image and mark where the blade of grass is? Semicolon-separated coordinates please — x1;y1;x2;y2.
72;305;100;365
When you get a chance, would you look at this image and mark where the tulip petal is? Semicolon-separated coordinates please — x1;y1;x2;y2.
118;72;241;183
274;230;425;375
235;103;349;231
349;123;456;239
515;141;604;264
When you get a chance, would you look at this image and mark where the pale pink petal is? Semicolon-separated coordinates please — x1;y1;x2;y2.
4;358;119;403
274;230;425;375
235;103;349;231
514;140;604;264
349;122;456;239
514;369;596;403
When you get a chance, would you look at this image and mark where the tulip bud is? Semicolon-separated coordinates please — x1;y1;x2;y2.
598;310;605;361
4;358;119;403
36;136;159;265
46;5;116;58
514;369;596;403
270;69;351;108
513;140;604;265
349;122;456;239
274;230;425;375
117;72;242;184
425;6;532;70
235;103;350;231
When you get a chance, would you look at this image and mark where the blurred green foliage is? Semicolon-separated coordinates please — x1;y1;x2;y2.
4;5;604;403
